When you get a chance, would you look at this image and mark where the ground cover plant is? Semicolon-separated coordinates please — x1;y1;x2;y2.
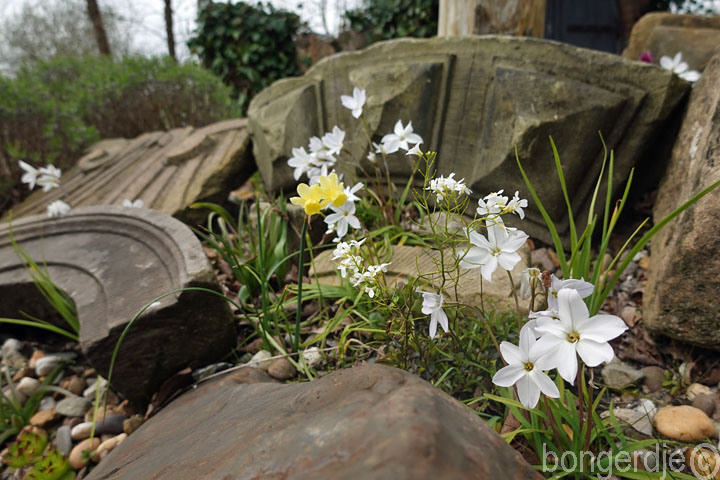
4;82;720;479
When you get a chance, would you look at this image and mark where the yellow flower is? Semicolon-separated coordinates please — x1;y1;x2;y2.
318;173;347;207
290;183;327;215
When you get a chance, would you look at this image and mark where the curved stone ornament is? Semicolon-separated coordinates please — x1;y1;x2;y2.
0;206;235;403
248;36;688;242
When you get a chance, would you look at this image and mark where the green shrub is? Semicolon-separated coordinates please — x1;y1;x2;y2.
188;1;303;114
0;55;237;212
344;0;439;45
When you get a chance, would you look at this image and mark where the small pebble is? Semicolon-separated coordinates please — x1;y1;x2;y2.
17;377;42;396
1;338;27;369
3;386;27;404
654;405;715;441
601;360;644;389
83;377;108;399
35;355;65;376
248;350;273;371
96;433;127;459
693;394;716;417
302;347;323;368
56;396;92;417
55;425;73;456
69;437;100;469
641;366;665;392
39;397;56;411
71;421;94;440
65;416;84;429
61;375;87;396
687;383;712;401
12;366;36;382
94;414;127;435
28;350;45;369
1;338;22;356
268;358;296;380
30;408;59;427
123;415;144;435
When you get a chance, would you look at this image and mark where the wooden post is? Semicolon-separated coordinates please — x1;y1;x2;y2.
438;0;546;38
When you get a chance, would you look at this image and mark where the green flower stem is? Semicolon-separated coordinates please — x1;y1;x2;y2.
506;270;521;331
294;216;308;353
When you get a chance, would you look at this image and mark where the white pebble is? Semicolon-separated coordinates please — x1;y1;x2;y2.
302;347;323;368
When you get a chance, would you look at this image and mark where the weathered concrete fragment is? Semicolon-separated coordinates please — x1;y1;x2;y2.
6;119;252;225
0;206;235;402
248;36;688;243
644;52;720;350
623;12;720;72
86;364;542;480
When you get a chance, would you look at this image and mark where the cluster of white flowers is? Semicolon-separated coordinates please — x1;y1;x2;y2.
416;290;449;339
426;173;472;202
476;189;528;220
660;52;701;83
331;239;390;299
494;287;627;408
287;126;345;183
18;160;71;218
19;161;61;193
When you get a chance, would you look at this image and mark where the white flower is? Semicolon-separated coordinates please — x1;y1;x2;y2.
307;164;330;186
19;160;39;190
36;165;62;192
340;87;366;118
406;143;423;156
287;147;318;181
459;223;528;281
417;289;449;339
122;199;144;208
534;288;628;384
380;120;423;154
660;52;701;82
324;201;361;240
426;173;471;202
477;190;508;217
344;182;364;203
507;191;528;219
519;267;541;300
547;274;594;311
492;324;560;409
47;200;71;218
322;126;345;158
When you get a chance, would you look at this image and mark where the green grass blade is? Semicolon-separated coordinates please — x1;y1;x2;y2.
549;136;577;251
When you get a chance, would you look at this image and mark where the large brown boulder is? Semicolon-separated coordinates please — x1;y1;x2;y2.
86;364;542;480
0;206;235;402
644;51;720;350
248;36;688;244
623;12;720;72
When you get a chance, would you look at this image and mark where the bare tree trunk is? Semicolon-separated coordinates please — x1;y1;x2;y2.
164;0;176;60
86;0;112;56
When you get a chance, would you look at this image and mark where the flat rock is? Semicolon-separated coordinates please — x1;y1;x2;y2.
4;119;253;225
56;396;92;417
623;12;720;72
311;244;530;313
654;405;715;441
0;206;235;403
86;364;541;480
601;360;644;389
248;36;688;245
645;51;720;350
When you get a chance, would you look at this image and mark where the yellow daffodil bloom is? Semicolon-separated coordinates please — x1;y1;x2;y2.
290;183;327;215
318;173;347;207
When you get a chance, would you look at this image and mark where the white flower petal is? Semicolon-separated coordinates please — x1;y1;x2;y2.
492;365;526;387
529;369;560;399
575;314;627;343
576;339;615;367
516;374;541;409
500;341;524;366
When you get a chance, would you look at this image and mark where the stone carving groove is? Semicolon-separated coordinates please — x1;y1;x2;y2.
0;206;235;402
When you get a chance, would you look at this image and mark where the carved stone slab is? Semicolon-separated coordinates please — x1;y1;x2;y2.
248;36;688;243
86;365;542;480
6;119;252;225
644;52;720;350
623;12;720;72
0;206;235;402
311;245;530;313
